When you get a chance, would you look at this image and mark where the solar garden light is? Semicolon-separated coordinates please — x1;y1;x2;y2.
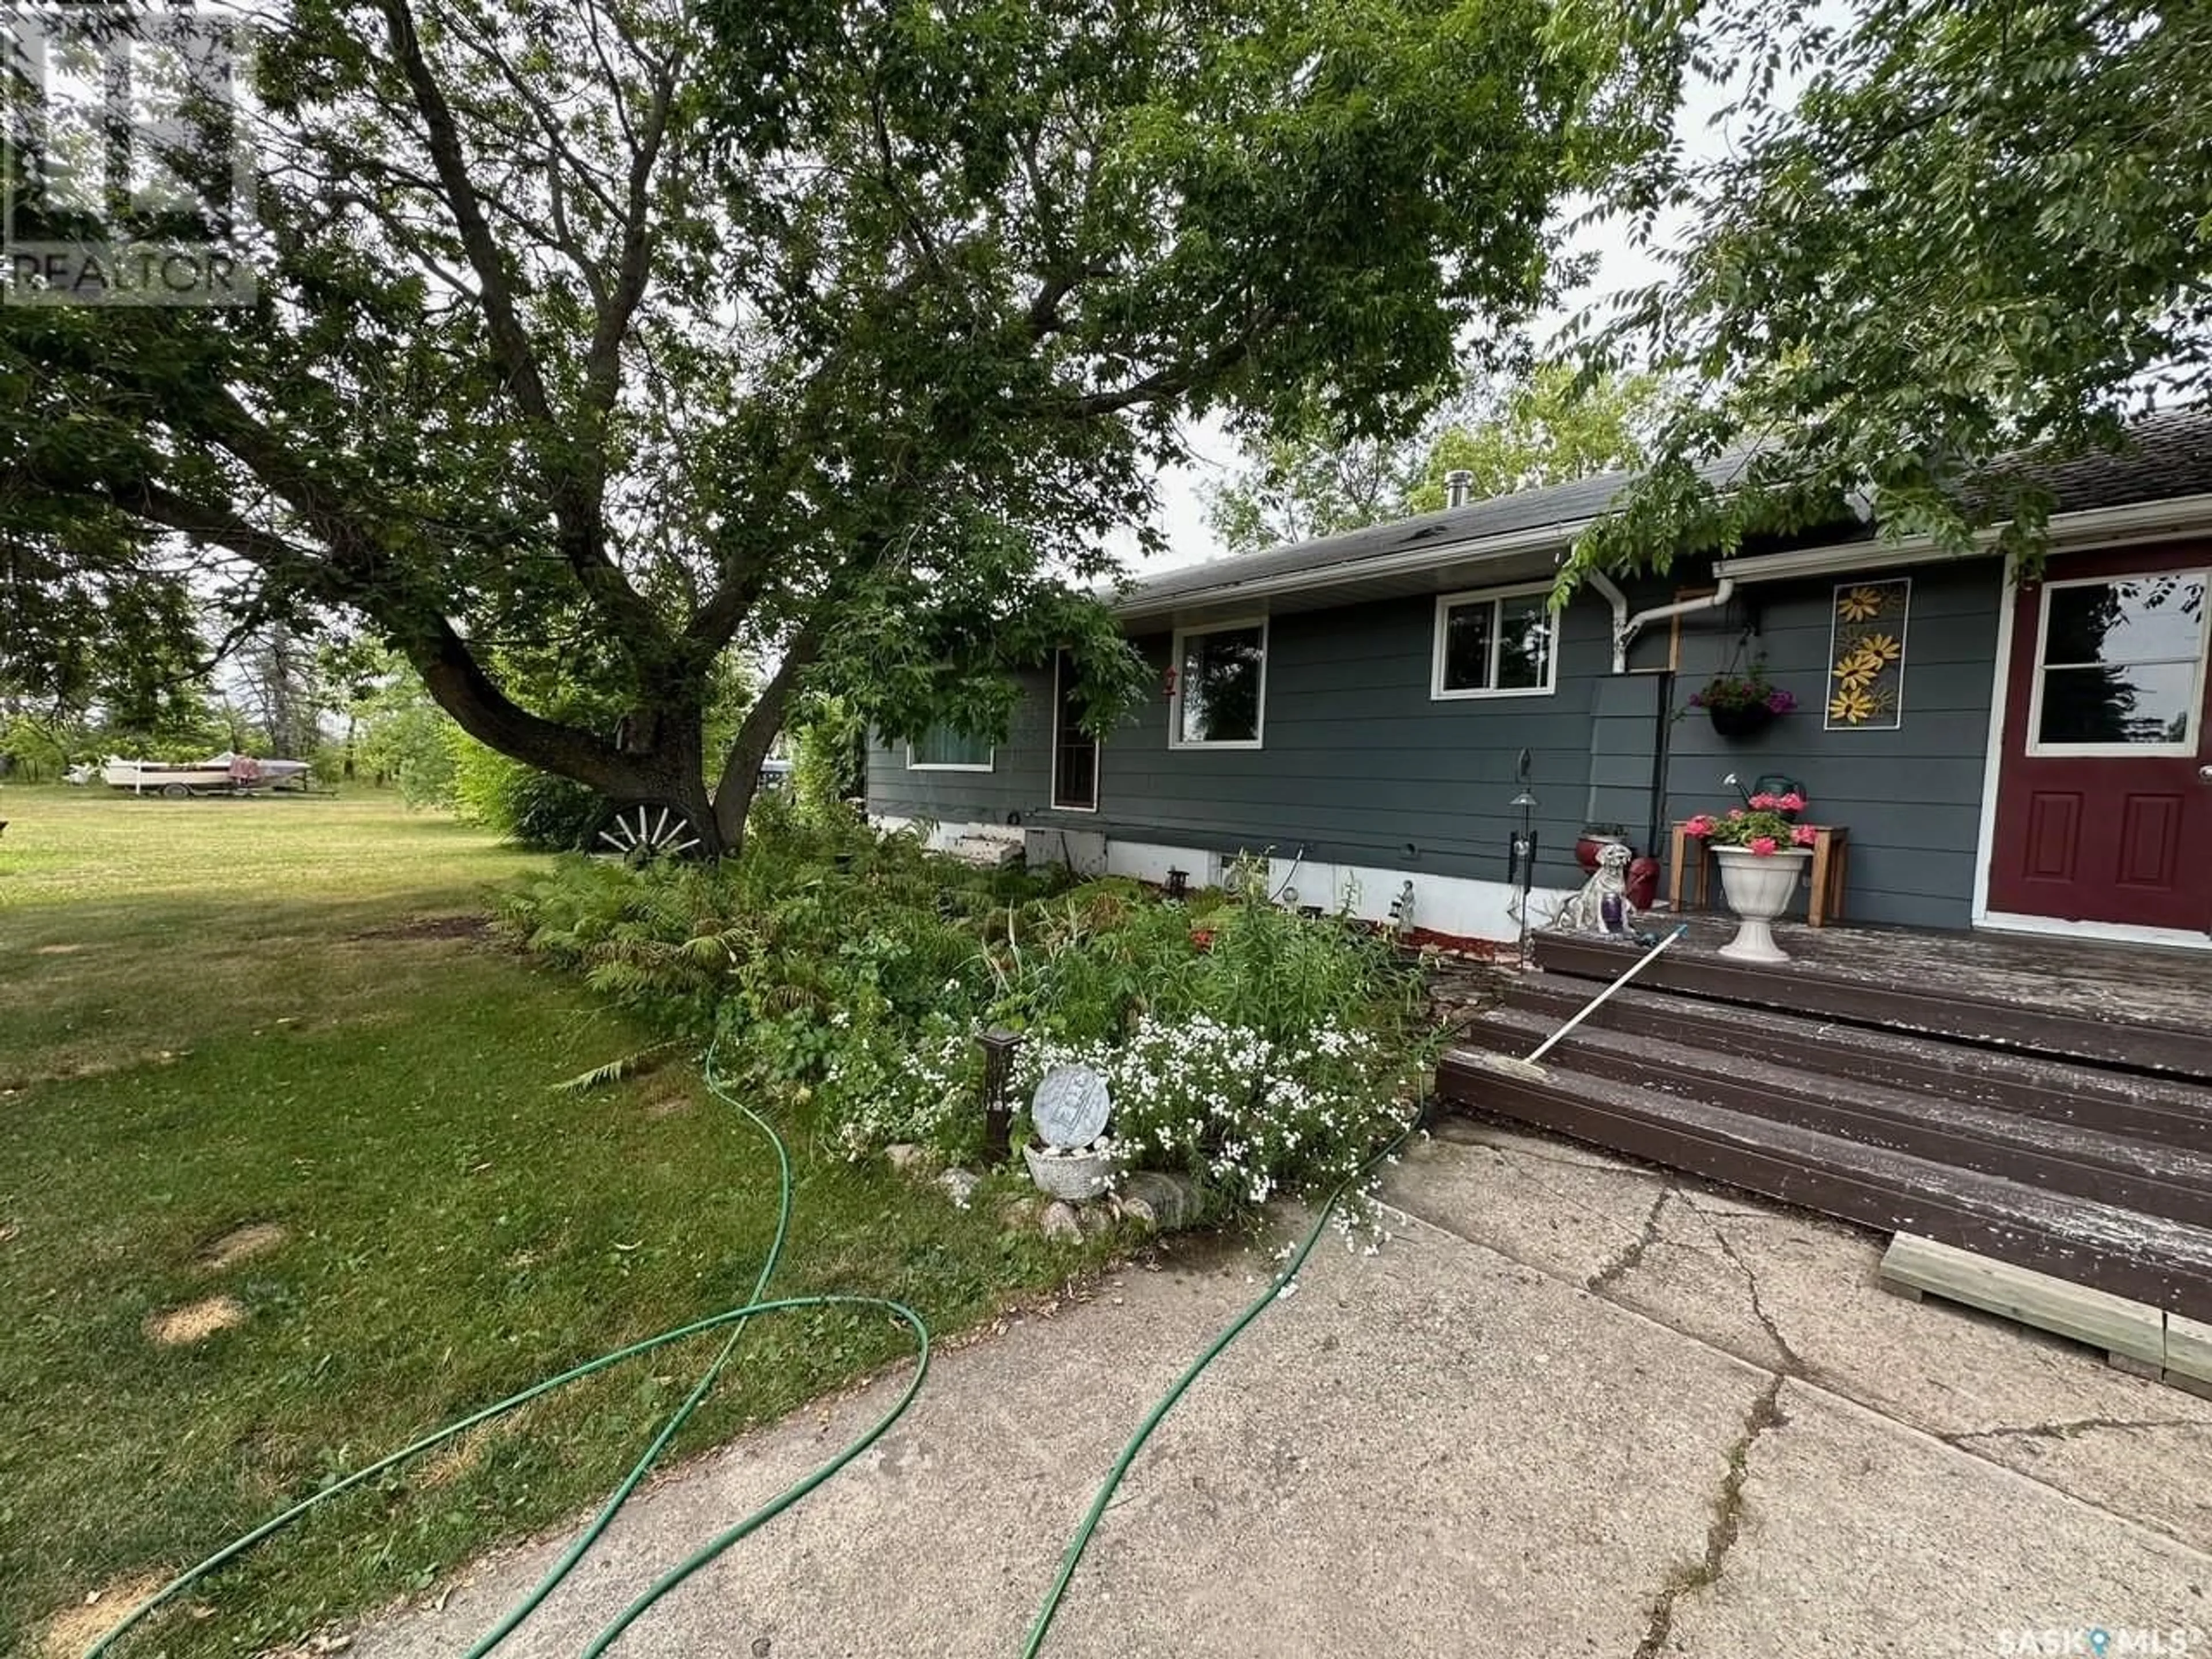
1508;782;1539;963
976;1026;1024;1160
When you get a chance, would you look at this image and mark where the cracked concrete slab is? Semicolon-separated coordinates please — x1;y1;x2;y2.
349;1203;1761;1659
1659;1382;2212;1657
1389;1120;1672;1286
334;1132;2212;1659
1577;1167;2212;1552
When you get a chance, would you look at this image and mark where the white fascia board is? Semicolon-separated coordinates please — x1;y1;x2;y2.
1717;493;2212;584
1112;520;1592;622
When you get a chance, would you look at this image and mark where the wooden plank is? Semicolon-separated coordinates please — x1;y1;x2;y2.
1878;1233;2165;1368
2168;1313;2212;1401
1533;933;2212;1082
1457;1006;2212;1225
1502;978;2212;1147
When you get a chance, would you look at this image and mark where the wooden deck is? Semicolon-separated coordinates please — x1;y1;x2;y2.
1438;922;2212;1330
1544;916;2212;1080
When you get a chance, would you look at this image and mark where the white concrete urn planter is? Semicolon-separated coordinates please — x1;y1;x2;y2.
1713;846;1810;964
1022;1138;1122;1201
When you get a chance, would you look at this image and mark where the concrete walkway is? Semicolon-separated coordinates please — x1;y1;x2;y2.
351;1122;2212;1658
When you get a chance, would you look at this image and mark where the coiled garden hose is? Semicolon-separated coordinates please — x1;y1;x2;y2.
86;1032;1418;1659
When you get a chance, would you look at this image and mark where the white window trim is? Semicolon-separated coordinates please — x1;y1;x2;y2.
1430;581;1562;700
1050;650;1102;812
904;732;997;772
1168;616;1268;751
2022;569;2209;758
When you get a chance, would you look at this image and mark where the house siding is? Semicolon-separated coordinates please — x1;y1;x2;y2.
865;555;2008;933
1661;558;2003;929
868;585;1666;899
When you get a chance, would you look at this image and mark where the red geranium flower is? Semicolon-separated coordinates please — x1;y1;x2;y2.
1748;835;1778;856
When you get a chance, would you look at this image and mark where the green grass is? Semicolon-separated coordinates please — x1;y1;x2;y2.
0;788;1092;1658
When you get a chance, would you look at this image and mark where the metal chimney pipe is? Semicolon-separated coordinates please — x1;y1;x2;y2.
1445;468;1475;508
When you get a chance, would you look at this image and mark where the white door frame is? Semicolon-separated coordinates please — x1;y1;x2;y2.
1968;550;2212;949
1050;650;1101;813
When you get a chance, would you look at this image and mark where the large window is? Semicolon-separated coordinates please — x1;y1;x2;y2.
906;725;995;770
2029;572;2208;753
1431;584;1558;699
1170;619;1267;748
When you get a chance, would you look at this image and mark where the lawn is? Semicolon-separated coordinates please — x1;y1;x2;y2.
0;787;1088;1658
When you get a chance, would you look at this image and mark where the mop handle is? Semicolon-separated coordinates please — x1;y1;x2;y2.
1524;924;1688;1067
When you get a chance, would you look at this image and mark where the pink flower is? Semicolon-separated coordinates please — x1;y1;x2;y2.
1683;815;1715;838
1792;824;1818;847
1728;808;1745;820
1748;836;1778;856
1748;791;1779;809
1779;791;1806;812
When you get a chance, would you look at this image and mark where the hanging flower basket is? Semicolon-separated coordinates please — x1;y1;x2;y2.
1706;701;1777;739
1688;662;1797;741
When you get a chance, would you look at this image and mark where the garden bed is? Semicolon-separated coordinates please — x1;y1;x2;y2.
498;817;1446;1225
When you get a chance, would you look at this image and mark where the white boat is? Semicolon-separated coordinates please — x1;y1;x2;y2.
101;752;314;797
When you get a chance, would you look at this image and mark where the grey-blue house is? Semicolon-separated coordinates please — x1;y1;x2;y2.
868;413;2212;950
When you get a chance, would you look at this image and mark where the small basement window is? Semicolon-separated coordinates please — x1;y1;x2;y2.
1170;619;1267;748
906;725;995;770
1431;583;1558;699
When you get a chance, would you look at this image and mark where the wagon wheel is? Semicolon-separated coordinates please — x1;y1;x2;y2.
160;782;192;800
594;800;706;863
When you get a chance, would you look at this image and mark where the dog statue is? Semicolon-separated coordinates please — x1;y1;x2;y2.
1552;840;1644;941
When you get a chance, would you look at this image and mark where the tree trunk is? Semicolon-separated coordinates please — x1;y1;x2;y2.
710;636;818;854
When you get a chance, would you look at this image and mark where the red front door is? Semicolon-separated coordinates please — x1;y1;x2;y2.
1988;546;2212;933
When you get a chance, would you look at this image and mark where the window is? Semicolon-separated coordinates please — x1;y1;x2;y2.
906;725;995;770
2028;571;2208;754
1431;584;1558;699
1051;650;1100;810
1169;619;1267;748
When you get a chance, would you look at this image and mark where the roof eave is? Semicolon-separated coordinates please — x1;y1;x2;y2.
1715;492;2212;584
1113;519;1592;626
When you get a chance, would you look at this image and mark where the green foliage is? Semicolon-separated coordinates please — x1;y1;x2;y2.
1559;0;2212;588
498;842;1432;1214
1206;366;1662;554
787;694;865;826
451;740;606;851
1403;365;1661;511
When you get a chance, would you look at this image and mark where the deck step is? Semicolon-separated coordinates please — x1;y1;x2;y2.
1531;932;2212;1082
1458;1005;2212;1227
1435;1046;2212;1323
1498;977;2212;1153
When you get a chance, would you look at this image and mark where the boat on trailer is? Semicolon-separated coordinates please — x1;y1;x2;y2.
101;752;313;797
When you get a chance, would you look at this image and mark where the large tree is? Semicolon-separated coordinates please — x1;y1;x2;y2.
1205;364;1662;554
3;0;1650;853
1557;0;2212;585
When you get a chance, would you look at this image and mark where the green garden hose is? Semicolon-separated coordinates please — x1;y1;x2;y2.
1015;1112;1419;1657
85;1031;1417;1659
85;1037;930;1659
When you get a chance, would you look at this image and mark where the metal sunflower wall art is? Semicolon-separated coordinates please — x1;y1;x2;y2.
1826;578;1910;730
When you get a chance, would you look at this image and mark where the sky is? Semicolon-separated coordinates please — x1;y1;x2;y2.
1120;63;1743;578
